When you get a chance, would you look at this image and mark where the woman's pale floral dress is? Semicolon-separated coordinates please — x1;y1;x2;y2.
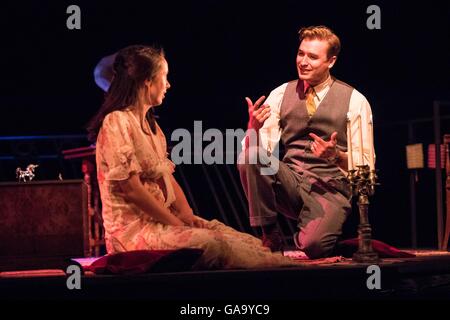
96;109;298;269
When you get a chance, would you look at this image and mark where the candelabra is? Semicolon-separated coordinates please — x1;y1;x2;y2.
348;165;380;263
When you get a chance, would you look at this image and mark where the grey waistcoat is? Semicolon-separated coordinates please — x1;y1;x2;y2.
279;78;353;178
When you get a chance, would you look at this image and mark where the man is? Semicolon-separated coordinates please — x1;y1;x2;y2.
238;25;374;259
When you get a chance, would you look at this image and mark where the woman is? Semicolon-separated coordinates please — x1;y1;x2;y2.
87;45;298;269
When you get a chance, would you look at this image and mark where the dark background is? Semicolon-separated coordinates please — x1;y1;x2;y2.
1;0;449;249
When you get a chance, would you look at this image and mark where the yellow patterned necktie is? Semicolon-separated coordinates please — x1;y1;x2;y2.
305;86;316;118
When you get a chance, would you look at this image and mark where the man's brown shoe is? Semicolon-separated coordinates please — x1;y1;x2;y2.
262;231;284;253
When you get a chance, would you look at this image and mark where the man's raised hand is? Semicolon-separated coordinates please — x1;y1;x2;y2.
246;96;271;132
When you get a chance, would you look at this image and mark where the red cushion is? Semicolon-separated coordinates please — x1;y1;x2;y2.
84;248;204;275
337;239;416;258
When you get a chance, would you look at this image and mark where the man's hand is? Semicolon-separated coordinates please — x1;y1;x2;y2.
309;131;338;159
246;96;271;132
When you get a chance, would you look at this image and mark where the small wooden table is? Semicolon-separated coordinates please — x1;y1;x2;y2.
62;145;105;256
443;135;450;251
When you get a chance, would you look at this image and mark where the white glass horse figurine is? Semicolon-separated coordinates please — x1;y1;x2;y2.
16;164;39;182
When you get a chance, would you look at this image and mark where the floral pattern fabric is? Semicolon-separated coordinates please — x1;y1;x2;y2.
96;109;298;269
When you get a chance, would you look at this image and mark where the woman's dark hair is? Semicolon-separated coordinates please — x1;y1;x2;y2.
87;45;165;142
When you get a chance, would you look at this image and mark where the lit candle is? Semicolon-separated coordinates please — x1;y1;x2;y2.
346;112;354;171
368;115;375;170
358;114;364;165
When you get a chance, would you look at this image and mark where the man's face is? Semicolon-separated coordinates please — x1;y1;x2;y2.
296;38;336;86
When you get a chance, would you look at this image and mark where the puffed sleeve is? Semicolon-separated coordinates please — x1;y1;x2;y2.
97;112;142;181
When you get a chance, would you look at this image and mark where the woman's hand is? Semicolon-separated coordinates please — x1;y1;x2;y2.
175;208;207;228
177;210;195;226
192;216;207;228
170;216;187;227
174;207;195;226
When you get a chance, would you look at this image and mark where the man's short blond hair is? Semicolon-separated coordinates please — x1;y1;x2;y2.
298;25;341;59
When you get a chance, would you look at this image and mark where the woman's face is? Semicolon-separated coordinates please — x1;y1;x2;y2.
145;59;171;106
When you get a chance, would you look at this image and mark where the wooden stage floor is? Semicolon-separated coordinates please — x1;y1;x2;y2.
1;250;450;302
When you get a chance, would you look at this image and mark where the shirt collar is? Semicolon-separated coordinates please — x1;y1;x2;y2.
313;75;332;93
303;75;333;101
